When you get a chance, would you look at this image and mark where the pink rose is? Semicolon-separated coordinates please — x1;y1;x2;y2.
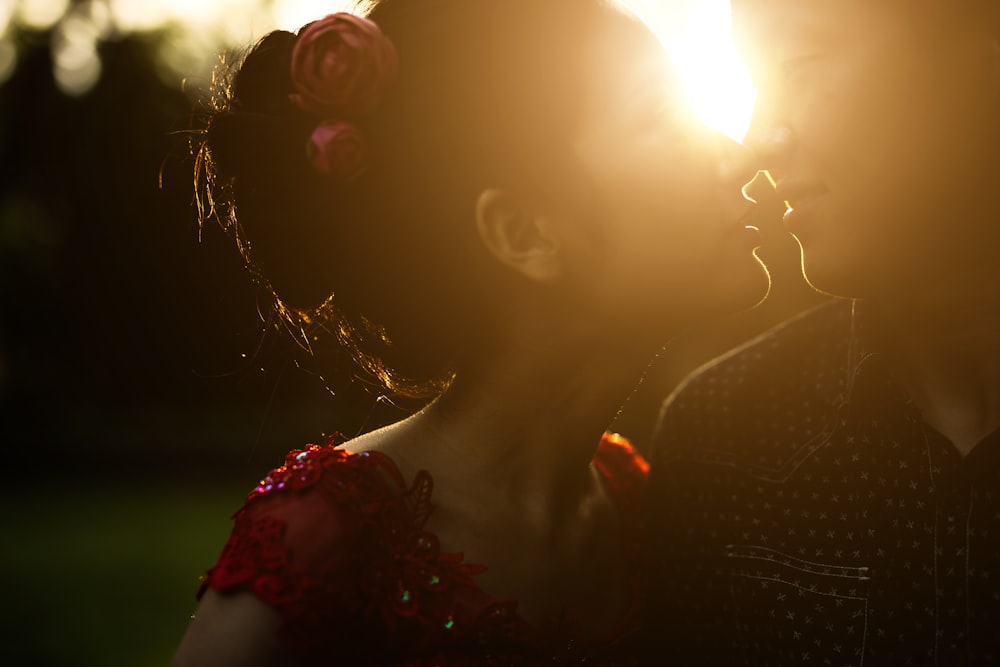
290;12;398;118
306;121;369;181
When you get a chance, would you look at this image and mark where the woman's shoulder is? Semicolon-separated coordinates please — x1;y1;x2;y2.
200;434;484;655
231;437;421;558
220;433;441;581
203;436;416;593
243;435;410;510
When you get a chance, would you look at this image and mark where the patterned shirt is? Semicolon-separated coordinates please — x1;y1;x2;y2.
645;299;1000;667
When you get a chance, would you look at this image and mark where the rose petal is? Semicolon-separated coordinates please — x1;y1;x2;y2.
289;12;398;118
307;121;368;181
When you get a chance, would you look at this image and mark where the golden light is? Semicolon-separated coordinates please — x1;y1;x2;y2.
0;0;758;117
270;0;358;33
0;40;16;85
14;0;70;31
52;11;102;96
626;0;756;142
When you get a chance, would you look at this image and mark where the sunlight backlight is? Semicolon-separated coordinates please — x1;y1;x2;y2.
271;0;357;33
627;0;756;142
53;11;101;95
0;39;16;85
1;0;757;119
106;0;172;32
15;0;70;30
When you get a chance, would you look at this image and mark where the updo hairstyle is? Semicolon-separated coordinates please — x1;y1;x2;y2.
195;0;622;397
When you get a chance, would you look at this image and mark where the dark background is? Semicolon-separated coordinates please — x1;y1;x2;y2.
0;12;822;667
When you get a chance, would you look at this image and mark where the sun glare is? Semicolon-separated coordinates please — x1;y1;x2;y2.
627;0;756;142
1;0;757;117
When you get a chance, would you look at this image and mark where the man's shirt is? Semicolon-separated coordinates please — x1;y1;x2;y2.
647;299;1000;667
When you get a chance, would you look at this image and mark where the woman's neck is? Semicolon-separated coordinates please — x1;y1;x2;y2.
381;312;657;521
433;340;650;494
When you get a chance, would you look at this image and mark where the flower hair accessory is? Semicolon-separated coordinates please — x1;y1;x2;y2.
306;121;368;180
290;12;398;182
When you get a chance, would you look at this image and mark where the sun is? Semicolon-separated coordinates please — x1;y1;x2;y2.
626;0;756;142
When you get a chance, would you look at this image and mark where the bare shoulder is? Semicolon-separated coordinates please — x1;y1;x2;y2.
337;415;433;481
170;590;293;667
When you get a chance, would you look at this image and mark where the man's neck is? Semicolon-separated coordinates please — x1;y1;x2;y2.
864;269;1000;456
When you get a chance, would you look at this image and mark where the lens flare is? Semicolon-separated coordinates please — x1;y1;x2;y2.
627;0;756;142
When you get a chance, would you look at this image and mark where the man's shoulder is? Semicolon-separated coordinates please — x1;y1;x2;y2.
668;298;854;401
653;299;854;475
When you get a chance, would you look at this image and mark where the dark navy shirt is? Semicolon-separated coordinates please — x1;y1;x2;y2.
646;299;1000;666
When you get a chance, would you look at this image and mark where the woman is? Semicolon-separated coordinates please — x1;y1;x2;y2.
171;0;767;664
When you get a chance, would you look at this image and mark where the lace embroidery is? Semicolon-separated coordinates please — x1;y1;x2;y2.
200;433;648;662
202;437;491;653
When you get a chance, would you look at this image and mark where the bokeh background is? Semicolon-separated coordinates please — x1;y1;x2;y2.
0;1;823;665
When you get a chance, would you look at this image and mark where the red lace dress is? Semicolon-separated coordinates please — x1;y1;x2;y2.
198;432;648;666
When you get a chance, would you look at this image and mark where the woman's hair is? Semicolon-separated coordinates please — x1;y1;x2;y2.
194;0;625;397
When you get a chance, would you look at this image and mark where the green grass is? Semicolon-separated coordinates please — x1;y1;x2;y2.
1;480;251;667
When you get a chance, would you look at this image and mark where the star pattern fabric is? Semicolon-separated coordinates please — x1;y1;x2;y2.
645;299;1000;666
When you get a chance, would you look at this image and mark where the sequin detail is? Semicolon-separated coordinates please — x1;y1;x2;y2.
247;434;343;500
200;433;648;665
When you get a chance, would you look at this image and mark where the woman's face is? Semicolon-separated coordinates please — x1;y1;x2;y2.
568;12;768;332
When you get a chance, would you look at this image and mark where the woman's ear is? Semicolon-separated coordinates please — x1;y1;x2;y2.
475;188;566;283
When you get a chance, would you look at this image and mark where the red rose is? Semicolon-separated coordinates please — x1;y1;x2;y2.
290;12;398;118
306;121;369;181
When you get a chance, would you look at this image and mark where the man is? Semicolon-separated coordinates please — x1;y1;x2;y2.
646;0;1000;664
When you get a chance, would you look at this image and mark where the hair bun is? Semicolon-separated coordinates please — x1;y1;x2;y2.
231;30;298;115
205;109;329;307
206;111;304;182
